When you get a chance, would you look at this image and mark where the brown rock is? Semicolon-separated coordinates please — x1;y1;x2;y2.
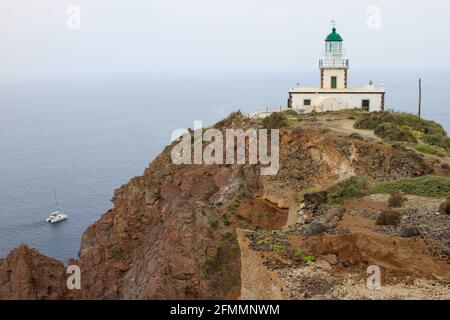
0;117;442;300
0;245;67;300
322;254;338;265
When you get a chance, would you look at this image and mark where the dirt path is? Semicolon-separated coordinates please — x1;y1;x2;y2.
323;119;378;140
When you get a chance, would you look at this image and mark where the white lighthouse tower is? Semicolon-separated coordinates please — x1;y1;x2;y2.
320;23;349;89
288;23;385;112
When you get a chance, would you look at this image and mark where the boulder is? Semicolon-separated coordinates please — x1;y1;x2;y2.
322;254;338;265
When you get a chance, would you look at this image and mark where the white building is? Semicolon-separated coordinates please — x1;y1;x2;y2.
288;26;385;113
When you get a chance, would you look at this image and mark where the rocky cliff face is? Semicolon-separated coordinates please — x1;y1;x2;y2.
0;245;67;299
0;113;447;300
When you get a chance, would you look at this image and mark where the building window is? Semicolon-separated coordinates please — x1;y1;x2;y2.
304;99;311;106
362;100;370;111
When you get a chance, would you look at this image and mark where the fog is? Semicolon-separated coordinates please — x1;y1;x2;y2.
1;0;449;82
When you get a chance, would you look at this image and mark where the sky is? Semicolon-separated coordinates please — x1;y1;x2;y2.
1;0;450;82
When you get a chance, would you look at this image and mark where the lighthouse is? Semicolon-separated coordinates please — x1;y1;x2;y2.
320;26;348;89
288;23;385;112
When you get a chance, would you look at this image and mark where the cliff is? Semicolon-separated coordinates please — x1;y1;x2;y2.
1;110;449;299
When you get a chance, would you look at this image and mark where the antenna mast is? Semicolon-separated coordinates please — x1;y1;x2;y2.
418;78;422;119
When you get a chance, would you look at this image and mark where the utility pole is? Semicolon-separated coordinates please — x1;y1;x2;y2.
418;78;422;119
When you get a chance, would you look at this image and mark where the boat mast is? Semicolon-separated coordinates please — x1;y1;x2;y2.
54;190;60;212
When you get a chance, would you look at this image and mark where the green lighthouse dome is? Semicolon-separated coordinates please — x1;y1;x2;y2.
325;27;343;42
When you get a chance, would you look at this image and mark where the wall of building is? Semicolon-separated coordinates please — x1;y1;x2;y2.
321;68;347;89
289;92;384;112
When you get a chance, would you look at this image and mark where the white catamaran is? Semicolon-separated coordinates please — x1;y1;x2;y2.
46;191;68;223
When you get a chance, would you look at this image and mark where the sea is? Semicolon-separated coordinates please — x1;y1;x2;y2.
0;70;449;262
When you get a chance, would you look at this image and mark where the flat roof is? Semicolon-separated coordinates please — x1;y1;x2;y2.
289;87;385;93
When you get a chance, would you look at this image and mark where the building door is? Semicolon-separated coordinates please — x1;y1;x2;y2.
362;99;370;111
331;76;337;89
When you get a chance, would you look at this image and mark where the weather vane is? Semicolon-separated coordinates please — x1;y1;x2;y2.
331;19;337;28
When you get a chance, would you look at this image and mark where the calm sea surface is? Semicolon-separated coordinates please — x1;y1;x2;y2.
0;71;449;261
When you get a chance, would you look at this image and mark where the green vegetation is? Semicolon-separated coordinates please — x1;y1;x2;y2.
272;243;285;253
415;144;446;156
303;255;316;264
374;122;417;143
354;112;449;152
202;233;238;278
222;214;231;226
227;200;239;211
108;245;122;258
327;176;369;204
262;112;288;129
422;134;450;149
254;232;287;254
256;236;273;246
325;175;450;204
355;112;446;136
214;110;244;129
293;250;304;260
282;109;300;123
208;217;219;229
370;176;450;198
282;109;299;117
320;128;332;134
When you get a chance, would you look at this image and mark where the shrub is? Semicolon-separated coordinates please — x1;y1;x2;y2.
354;111;447;145
354;112;395;130
202;233;237;278
327;176;369;204
355;112;446;136
222;214;231;226
370;176;450;198
375;210;401;226
282;109;299;118
348;133;364;140
438;200;450;214
227;200;239;211
214;111;244;129
262;112;288;129
415;144;445;156
320;128;332;134
208;217;219;229
422;134;450;149
374;122;417;143
108;245;122;258
387;190;407;208
293;250;304;260
303;255;316;264
272;243;285;253
400;225;421;238
304;222;326;236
